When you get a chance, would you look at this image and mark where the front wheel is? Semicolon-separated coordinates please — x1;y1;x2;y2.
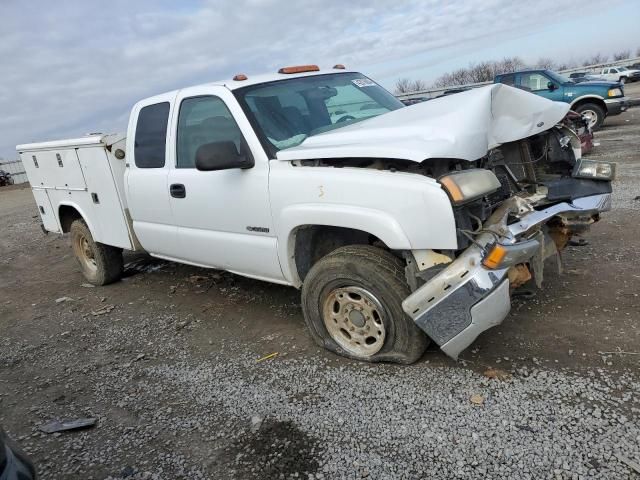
70;219;123;285
619;76;627;84
575;102;606;130
301;245;429;364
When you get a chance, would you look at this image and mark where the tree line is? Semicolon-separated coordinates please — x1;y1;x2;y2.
395;48;640;94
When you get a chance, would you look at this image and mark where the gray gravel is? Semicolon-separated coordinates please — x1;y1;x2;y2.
2;309;638;479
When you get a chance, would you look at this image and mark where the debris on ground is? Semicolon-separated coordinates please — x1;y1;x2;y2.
256;352;279;363
55;296;73;303
91;305;115;316
469;394;485;405
483;367;510;381
616;454;640;474
81;283;95;288
39;418;96;434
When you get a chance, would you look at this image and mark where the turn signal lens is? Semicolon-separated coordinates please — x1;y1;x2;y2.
278;65;320;74
607;88;622;97
483;244;508;269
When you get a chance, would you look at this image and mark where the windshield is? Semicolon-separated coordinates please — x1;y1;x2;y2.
234;72;404;153
546;70;571;84
617;66;628;71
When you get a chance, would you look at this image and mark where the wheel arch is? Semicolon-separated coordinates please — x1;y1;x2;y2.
569;95;607;111
278;205;413;287
58;202;97;237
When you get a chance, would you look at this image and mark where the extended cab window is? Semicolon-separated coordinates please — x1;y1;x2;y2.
134;102;169;168
176;96;246;168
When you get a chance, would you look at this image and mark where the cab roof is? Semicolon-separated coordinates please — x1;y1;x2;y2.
147;67;357;102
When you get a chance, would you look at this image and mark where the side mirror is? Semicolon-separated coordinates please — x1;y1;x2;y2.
195;141;254;171
547;82;557;91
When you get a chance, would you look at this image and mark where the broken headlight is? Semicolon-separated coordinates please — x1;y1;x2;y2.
438;169;501;205
572;159;616;181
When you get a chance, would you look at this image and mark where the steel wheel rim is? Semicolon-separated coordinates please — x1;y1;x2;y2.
581;109;598;128
73;233;97;273
322;286;386;357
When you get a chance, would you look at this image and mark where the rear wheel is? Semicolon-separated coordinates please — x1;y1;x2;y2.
575;102;606;130
301;245;429;364
70;219;123;285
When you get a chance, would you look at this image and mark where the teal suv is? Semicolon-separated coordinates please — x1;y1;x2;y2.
494;69;628;130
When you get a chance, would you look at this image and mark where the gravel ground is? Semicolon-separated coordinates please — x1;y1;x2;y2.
1;102;639;479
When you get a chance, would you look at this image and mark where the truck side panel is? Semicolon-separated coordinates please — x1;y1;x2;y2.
19;140;134;251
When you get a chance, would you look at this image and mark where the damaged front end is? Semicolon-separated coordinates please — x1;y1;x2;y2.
402;124;614;360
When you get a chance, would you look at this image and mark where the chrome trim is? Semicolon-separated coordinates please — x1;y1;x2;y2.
403;192;612;359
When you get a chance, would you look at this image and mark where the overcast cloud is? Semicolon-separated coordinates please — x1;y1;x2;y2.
0;0;637;159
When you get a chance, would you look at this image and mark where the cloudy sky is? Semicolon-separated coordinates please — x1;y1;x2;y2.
1;0;638;160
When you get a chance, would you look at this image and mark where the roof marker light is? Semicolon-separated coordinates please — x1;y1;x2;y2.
233;74;248;81
333;64;346;69
278;65;320;74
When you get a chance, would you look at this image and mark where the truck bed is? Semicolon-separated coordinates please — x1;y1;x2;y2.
17;134;136;250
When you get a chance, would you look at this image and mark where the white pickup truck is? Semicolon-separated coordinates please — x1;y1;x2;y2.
596;66;640;84
18;65;614;364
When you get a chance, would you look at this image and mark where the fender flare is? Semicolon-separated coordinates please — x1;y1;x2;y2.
57;201;100;240
277;203;413;286
569;94;606;108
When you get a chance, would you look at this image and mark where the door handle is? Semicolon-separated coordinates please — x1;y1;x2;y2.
170;183;186;198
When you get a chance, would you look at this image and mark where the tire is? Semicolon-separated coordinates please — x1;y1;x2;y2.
619;76;627;84
301;245;429;364
70;219;123;285
574;102;606;131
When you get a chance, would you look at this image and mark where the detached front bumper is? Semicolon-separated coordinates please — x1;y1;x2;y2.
402;192;612;359
604;96;629;115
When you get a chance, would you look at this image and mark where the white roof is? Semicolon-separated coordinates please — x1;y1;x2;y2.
17;133;125;152
154;68;357;100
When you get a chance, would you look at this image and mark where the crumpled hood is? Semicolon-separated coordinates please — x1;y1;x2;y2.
276;84;569;163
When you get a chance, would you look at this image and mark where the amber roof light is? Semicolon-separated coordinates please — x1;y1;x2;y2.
333;64;346;69
278;65;320;74
233;74;248;81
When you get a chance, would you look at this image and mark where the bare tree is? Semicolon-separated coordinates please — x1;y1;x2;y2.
535;57;556;70
412;79;428;92
612;50;631;61
395;78;413;94
582;53;608;66
495;56;526;74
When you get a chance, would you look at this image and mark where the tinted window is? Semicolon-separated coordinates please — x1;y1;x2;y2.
134;102;169;168
176;96;246;168
499;74;515;86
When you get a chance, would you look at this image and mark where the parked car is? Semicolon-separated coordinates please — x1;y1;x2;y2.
568;72;601;83
18;66;614;363
494;69;628;129
0;428;36;480
595;66;640;84
0;170;13;187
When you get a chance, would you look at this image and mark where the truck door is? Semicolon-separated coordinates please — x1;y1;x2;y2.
518;72;563;101
125;95;179;257
166;86;284;283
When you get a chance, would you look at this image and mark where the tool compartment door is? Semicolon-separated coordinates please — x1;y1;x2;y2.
31;189;61;232
26;148;87;190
